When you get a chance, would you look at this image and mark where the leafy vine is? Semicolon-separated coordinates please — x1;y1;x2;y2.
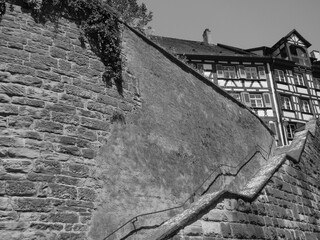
1;0;124;93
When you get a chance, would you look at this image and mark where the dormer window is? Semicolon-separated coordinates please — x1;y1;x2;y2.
289;45;310;66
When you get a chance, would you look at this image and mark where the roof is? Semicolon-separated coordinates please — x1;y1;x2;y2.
271;29;312;50
150;36;257;57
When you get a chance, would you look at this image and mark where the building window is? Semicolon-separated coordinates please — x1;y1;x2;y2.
223;66;237;79
286;123;296;140
274;69;286;82
293;74;305;86
245;67;258;79
216;64;224;78
289;45;310;67
300;99;311;113
280;95;292;110
230;93;241;102
314;77;320;90
249;94;264;108
263;93;272;107
237;65;246;78
257;66;266;79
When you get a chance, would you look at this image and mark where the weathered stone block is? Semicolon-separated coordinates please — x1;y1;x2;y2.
3;159;32;173
18;106;50;119
8;116;34;128
0;94;10;103
0;182;5;195
58;59;72;72
59;94;84;108
20;131;43;140
12;97;45;108
25;41;49;55
46;103;76;114
26;87;58;102
34;160;61;174
50;47;67;59
6;181;37;196
13;197;52;212
53;39;72;51
80;117;109;131
0;136;24;147
35;120;63;134
0;83;25;96
66;84;94;99
56;144;81;156
0;47;29;61
87;101;113;115
27;173;55;183
30;222;64;231
7;64;36;76
73;78;102;93
36;70;61;82
41;212;79;223
51;112;80;125
68;52;89;67
0;104;19;116
56;175;80;186
49;184;77;200
97;94;118;107
8;147;40;159
58;232;86;240
64;126;97;141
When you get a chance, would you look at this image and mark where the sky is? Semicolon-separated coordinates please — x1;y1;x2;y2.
138;0;320;53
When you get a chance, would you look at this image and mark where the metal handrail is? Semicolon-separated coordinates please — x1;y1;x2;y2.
104;140;274;240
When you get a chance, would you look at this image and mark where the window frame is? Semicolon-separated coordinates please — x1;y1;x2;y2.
223;66;237;79
274;69;286;83
280;95;293;111
300;98;311;113
314;77;320;90
257;66;266;79
293;73;305;86
245;67;258;79
286;123;296;140
249;93;264;108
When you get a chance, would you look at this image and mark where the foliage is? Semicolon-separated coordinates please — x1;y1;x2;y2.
105;0;152;30
1;0;152;93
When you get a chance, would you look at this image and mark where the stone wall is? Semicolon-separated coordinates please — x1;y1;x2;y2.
0;3;139;240
0;2;275;240
170;120;320;240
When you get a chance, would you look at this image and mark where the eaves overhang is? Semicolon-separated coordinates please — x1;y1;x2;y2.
181;54;272;63
271;58;296;68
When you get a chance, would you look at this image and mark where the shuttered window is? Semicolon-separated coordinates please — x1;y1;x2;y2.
263;93;272;107
241;92;251;106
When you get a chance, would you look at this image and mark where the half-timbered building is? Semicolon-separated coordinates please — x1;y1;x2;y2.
152;29;320;146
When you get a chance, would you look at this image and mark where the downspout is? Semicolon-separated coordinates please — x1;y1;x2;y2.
267;61;285;145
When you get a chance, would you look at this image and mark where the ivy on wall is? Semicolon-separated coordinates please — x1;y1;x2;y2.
0;0;124;92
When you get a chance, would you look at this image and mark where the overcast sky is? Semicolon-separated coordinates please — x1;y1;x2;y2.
138;0;320;53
